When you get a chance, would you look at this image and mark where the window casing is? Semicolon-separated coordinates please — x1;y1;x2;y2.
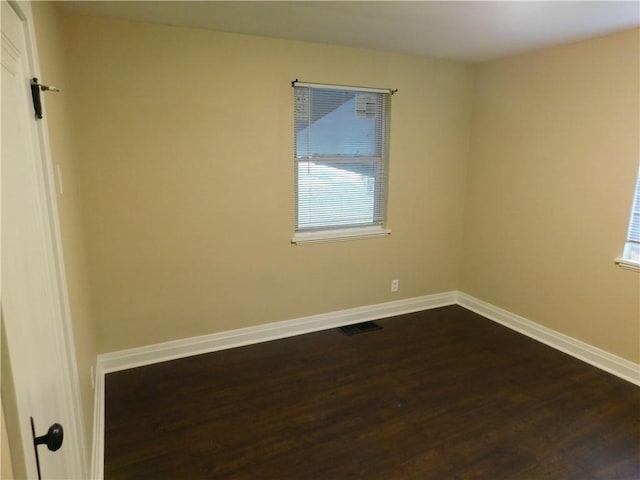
293;84;391;244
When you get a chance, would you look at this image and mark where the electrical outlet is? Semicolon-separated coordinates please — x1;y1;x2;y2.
391;279;399;292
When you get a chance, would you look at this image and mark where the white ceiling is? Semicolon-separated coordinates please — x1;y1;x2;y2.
58;1;640;63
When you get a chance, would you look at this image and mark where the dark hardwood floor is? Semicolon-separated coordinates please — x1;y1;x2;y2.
105;306;640;479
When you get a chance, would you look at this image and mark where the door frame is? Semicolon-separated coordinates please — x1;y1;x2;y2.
2;1;88;477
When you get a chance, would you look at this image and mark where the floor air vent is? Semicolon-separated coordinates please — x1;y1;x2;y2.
339;321;382;336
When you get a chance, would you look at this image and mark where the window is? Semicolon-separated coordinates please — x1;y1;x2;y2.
616;171;640;271
292;82;392;244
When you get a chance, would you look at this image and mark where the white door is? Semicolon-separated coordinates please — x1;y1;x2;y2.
1;1;86;478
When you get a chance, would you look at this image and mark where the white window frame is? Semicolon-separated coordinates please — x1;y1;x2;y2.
615;170;640;272
291;81;392;245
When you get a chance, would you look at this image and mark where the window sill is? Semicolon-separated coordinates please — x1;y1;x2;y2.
292;226;391;245
615;257;640;272
615;242;640;272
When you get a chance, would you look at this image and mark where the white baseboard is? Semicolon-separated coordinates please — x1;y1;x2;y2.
98;291;458;374
456;292;640;386
91;289;640;478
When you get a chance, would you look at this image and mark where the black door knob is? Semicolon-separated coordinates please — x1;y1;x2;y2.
30;417;64;480
34;422;64;452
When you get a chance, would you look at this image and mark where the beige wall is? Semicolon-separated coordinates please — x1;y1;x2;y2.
461;28;640;363
62;15;474;353
41;11;639;368
31;2;97;455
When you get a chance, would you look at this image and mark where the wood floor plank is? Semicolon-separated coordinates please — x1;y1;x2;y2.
105;305;640;479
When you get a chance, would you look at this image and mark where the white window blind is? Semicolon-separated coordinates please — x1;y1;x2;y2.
627;173;640;244
294;85;390;235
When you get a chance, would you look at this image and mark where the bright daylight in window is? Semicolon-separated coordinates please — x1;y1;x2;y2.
292;83;391;244
616;171;640;271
